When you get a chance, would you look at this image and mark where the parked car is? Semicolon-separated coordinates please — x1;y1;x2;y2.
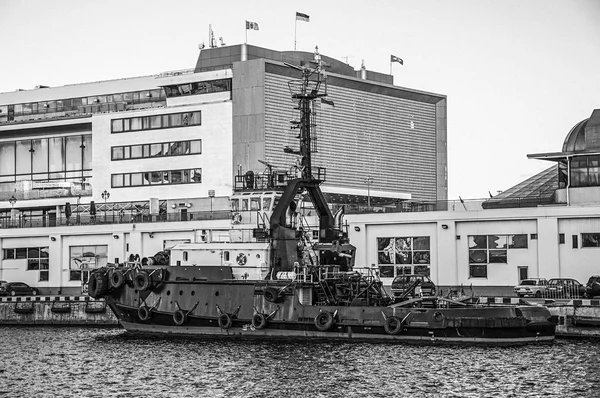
514;278;548;298
585;275;600;298
545;278;585;299
390;274;436;300
0;281;39;296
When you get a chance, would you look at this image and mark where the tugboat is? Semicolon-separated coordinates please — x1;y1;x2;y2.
89;63;556;344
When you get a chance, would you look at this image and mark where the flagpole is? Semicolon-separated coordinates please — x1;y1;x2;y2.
390;61;392;75
294;18;297;50
245;22;248;44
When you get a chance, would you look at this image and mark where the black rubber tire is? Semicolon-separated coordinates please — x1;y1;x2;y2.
218;313;233;329
252;313;268;330
88;270;109;298
433;311;445;322
133;271;151;291
109;269;125;289
264;287;280;303
10;290;16;296
384;316;403;335
173;309;187;326
31;289;37;296
314;311;334;331
535;291;542;298
138;306;151;321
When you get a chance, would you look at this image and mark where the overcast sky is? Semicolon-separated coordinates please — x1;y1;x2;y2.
1;0;598;199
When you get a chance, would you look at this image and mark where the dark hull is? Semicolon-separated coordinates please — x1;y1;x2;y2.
106;300;556;346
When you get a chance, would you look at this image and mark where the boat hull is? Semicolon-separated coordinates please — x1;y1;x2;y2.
107;300;556;345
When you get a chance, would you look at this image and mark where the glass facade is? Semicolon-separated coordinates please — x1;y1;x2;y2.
0;135;92;194
0;89;166;124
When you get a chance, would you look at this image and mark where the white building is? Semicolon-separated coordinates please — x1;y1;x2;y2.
346;109;600;295
0;43;447;295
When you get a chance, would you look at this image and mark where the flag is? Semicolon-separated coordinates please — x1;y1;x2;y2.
321;98;334;108
391;55;403;65
296;12;310;22
246;21;259;30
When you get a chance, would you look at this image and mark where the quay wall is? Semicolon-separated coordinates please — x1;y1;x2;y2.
0;296;118;326
547;299;600;339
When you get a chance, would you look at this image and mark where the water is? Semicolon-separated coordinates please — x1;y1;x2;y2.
1;327;599;398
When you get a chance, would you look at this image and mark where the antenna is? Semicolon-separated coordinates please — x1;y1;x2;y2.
208;24;217;48
219;37;226;47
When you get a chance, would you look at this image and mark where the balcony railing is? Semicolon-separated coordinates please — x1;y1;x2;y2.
0;209;233;230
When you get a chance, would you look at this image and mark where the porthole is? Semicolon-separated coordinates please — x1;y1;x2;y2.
166;290;171;296
191;291;196;296
179;290;183;296
215;291;219;297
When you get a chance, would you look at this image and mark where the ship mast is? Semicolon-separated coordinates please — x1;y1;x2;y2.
268;59;338;275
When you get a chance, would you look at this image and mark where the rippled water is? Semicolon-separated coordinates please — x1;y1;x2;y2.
1;327;599;397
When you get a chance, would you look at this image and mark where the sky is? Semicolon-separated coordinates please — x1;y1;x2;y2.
0;0;599;200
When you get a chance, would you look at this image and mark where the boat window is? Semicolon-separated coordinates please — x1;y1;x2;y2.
241;199;248;211
231;199;239;211
183;252;188;261
250;198;260;211
262;197;272;211
224;251;230;261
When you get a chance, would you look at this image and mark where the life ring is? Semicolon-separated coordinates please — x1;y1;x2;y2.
263;287;280;303
173;309;187;326
88;270;109;299
384;316;403;335
138;306;152;321
218;313;233;329
133;271;151;291
109;269;125;289
314;311;335;331
232;212;242;225
433;311;445;322
236;253;247;266
252;313;268;330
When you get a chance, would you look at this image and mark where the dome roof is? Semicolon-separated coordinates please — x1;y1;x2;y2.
562;118;588;152
562;109;600;153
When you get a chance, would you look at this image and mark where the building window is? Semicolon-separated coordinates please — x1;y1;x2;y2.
111;140;201;161
573;235;578;249
163;78;232;98
568;156;600;187
111;168;202;188
559;233;565;244
376;237;430;278
3;247;49;281
468;234;528;278
582;233;600;248
69;245;108;281
111;111;201;133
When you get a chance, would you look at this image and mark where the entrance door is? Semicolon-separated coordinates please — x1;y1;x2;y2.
518;266;528;283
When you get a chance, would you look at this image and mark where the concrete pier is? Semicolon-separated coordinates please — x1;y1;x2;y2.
0;296;118;326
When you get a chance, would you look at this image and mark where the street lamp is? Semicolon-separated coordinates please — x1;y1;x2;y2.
8;195;16;227
365;177;374;211
208;189;215;219
101;190;110;222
